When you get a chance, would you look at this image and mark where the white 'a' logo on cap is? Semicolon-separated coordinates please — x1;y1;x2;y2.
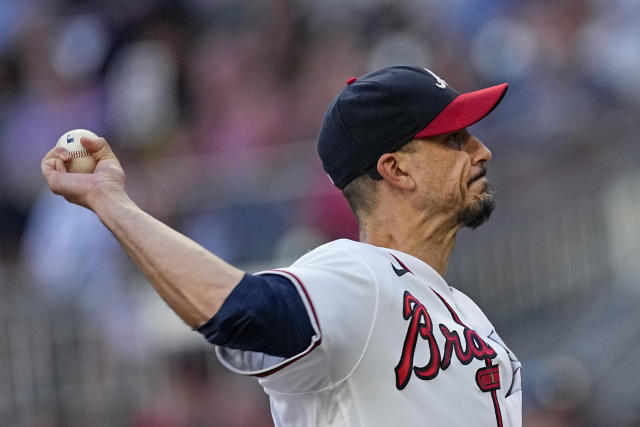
424;68;447;89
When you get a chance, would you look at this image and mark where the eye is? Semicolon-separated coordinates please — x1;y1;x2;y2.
444;132;463;150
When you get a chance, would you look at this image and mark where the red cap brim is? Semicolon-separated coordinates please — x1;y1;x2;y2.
414;83;508;138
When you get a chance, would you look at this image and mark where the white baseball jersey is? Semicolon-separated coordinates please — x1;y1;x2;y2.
216;239;522;426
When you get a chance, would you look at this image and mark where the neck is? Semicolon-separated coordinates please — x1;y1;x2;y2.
359;211;460;277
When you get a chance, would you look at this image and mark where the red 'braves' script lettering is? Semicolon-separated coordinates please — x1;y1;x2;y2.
395;292;441;389
394;290;497;390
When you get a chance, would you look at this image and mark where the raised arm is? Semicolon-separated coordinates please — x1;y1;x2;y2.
41;136;244;327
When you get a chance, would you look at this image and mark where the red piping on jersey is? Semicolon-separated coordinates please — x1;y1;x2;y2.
486;359;504;427
253;269;322;378
432;288;504;427
389;253;413;274
430;288;465;326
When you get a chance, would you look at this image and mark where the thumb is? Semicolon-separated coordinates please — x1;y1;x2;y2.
80;136;118;163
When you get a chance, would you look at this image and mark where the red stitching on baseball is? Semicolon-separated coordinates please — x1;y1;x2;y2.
70;149;91;158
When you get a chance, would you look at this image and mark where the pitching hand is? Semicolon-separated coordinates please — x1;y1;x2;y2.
41;136;126;210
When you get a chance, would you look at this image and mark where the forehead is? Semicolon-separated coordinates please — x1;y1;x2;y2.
407;128;471;148
428;128;470;141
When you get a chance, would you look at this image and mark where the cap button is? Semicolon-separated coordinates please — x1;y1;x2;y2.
346;77;357;85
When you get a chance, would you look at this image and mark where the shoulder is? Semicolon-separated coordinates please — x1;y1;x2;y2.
449;287;483;312
270;239;383;286
264;239;382;305
449;287;495;334
291;238;385;268
246;240;386;388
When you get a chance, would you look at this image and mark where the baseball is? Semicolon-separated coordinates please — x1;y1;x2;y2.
55;129;98;173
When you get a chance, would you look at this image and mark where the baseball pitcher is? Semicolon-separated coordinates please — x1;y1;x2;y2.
42;66;522;426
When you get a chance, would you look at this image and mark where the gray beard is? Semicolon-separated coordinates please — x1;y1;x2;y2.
457;186;496;229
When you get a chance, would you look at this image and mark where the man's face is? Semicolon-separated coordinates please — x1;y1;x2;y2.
405;128;495;229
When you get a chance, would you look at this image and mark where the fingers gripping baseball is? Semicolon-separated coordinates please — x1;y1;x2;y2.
42;136;126;210
79;136;117;163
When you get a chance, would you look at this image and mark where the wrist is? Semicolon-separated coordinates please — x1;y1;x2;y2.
90;185;137;221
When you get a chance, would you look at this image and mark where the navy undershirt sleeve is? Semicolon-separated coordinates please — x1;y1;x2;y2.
196;273;315;359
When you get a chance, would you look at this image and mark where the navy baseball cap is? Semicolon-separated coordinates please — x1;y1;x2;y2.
317;65;508;189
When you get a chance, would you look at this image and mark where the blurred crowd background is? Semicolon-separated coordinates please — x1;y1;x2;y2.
1;0;640;426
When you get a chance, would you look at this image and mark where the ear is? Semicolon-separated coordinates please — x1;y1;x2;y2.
376;152;416;190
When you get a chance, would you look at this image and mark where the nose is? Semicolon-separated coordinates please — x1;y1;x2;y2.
466;136;492;165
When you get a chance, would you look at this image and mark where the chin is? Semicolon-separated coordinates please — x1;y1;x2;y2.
458;187;496;229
